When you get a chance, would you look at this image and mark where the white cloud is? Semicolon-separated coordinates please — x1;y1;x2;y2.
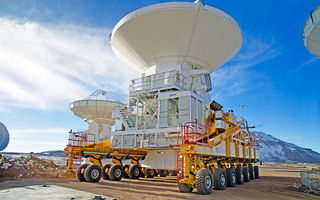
288;57;320;74
4;127;70;152
301;57;320;66
301;57;320;67
0;18;139;111
211;35;280;100
10;128;69;135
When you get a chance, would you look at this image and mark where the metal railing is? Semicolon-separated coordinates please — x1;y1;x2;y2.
176;122;209;182
301;170;320;193
129;70;186;92
67;131;95;148
177;122;210;146
241;118;259;147
66;131;96;171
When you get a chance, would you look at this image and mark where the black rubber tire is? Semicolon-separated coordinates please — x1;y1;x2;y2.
195;168;213;195
109;164;124;181
177;176;193;193
129;164;141;179
170;170;177;176
123;164;130;178
213;168;226;190
159;170;167;177
226;168;237;187
76;164;89;182
254;166;259;179
243;167;250;182
235;167;244;184
102;164;112;180
249;165;255;180
145;169;155;178
84;164;102;182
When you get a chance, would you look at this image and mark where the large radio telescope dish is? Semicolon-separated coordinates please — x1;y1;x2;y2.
70;90;123;125
303;4;320;57
0;122;9;151
110;1;242;72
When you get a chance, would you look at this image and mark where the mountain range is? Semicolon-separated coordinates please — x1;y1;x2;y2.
253;131;320;163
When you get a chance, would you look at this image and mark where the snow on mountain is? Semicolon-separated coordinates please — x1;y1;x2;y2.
253;131;320;163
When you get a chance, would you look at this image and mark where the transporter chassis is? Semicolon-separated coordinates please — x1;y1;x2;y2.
176;121;259;194
65;112;260;195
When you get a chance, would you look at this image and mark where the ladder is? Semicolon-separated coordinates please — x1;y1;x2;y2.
69;150;82;171
176;123;184;181
66;131;95;171
176;122;209;181
120;107;132;126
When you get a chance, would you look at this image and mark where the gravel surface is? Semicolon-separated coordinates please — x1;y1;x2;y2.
0;164;319;200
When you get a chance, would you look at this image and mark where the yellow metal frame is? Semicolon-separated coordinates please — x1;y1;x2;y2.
64;138;149;172
177;111;259;189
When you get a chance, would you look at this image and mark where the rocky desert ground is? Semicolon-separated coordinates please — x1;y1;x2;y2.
0;155;319;200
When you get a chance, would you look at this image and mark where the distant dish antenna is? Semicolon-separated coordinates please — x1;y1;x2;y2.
303;4;320;57
70;90;124;141
0;122;9;151
70;89;124;125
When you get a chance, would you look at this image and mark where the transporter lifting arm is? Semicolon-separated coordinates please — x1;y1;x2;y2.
208;123;241;147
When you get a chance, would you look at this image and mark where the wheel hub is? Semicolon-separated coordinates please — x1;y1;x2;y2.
115;169;122;178
205;176;211;189
221;174;225;185
232;173;236;183
134;168;139;176
91;169;99;179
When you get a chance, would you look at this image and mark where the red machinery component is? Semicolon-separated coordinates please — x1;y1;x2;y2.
65;131;96;171
67;131;95;148
177;122;210;181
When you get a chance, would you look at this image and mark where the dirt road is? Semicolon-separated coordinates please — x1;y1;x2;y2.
0;164;319;200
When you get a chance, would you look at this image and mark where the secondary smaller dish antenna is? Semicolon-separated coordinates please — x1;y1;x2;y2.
70;90;123;141
0;122;9;151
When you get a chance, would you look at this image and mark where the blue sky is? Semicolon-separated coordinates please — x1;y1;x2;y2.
0;0;319;153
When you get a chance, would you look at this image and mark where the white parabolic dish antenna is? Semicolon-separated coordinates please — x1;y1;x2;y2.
70;90;122;125
303;4;320;57
110;1;242;72
0;122;9;151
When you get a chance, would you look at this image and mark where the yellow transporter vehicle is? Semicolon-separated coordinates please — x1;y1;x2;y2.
64;134;149;181
64;90;151;181
64;1;260;195
63;89;176;181
64;101;259;194
176;104;260;194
